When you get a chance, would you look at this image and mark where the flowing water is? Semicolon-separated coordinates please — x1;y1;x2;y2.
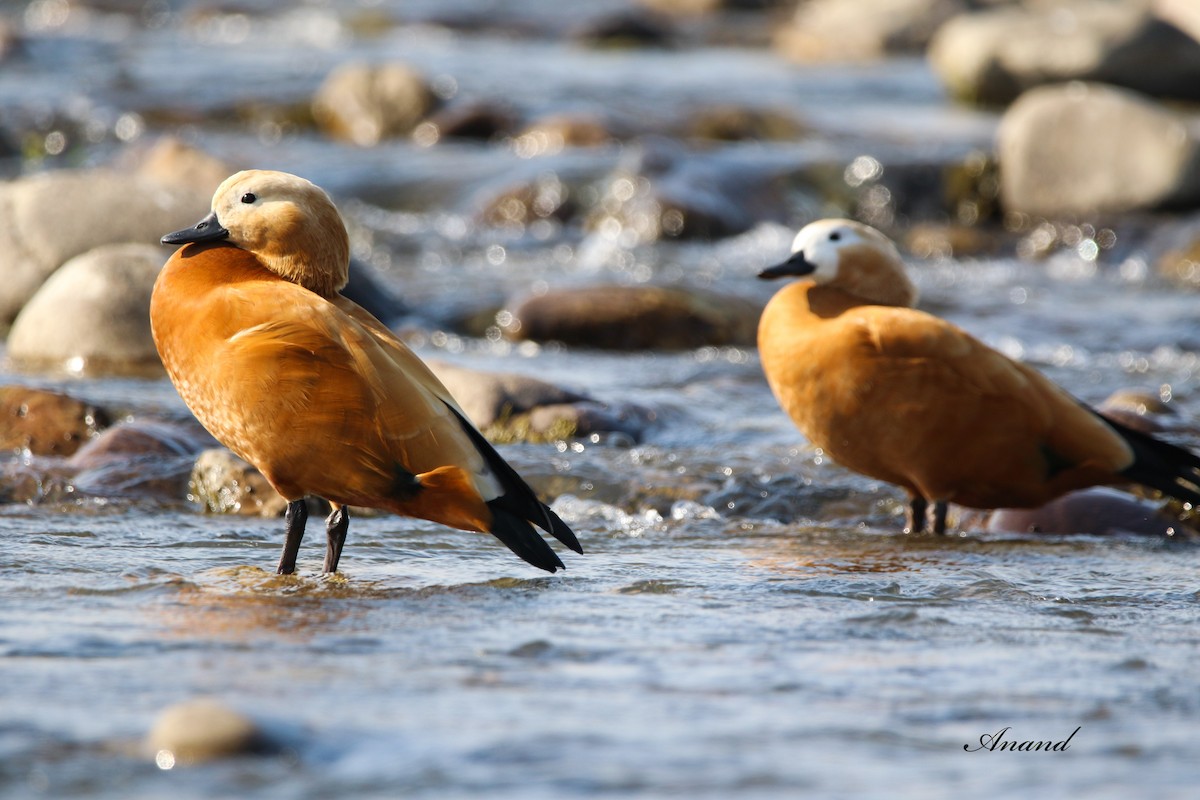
2;1;1200;797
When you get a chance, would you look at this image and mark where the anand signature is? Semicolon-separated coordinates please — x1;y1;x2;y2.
964;726;1080;753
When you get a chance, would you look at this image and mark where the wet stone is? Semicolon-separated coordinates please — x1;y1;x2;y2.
681;104;807;143
312;62;438;147
504;284;760;350
0;386;110;457
147;698;274;765
986;487;1185;537
1097;389;1178;435
420;100;518;143
7;243;167;376
190;448;288;517
67;419;216;499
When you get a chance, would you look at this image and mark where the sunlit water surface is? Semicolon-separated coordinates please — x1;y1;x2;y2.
2;1;1200;797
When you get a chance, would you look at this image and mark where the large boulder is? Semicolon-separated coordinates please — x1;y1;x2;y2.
0;168;207;329
929;1;1200;106
7;243;167;375
996;82;1200;218
312;62;438;146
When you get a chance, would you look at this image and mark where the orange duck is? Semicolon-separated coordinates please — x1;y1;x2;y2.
151;170;581;574
757;218;1200;534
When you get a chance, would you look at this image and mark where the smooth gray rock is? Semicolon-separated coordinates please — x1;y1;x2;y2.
929;1;1200;105
147;698;273;765
0;169;207;328
996;82;1200;217
776;0;965;62
8;243;167;375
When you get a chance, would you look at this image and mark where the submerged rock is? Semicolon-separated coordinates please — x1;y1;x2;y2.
503;284;760;350
986;487;1183;537
147;698;274;765
0;386;110;457
0;168;207;329
929;1;1200;106
312;62;438;146
8;243;166;376
68;419;215;499
996;83;1200;218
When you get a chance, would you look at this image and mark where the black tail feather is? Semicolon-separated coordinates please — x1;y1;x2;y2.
487;502;565;573
445;402;583;555
1105;413;1200;506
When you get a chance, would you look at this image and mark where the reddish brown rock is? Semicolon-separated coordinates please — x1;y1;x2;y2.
504;284;760;350
0;386;110;457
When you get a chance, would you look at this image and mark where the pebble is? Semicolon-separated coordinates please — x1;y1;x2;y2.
146;698;271;765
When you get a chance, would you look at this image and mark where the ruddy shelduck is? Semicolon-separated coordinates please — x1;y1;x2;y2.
151;170;581;574
757;218;1200;534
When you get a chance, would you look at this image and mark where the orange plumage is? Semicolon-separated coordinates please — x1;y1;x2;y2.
757;218;1200;533
152;170;580;573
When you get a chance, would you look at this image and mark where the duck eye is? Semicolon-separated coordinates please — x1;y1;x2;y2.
829;231;841;241
241;192;257;204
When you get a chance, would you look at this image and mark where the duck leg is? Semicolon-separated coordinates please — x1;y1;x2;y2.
277;499;308;575
906;496;928;534
932;501;949;535
323;505;349;574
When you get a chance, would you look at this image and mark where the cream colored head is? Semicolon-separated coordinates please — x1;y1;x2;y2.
760;219;917;308
163;169;350;297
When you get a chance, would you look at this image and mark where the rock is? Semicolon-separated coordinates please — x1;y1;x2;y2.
586;138;785;241
417;101;517;145
571;10;676;48
312;62;438;146
1096;389;1177;434
681;104;806;142
504;284;760;350
425;360;656;443
775;0;962;62
67;419;216;499
0;386;110;457
525;401;657;443
996;82;1200;219
1151;211;1200;289
929;1;1200;106
147;698;272;765
0;168;208;328
425;360;588;429
510;114;613;157
189;448;288;517
129;136;237;197
986;487;1183;537
475;173;578;230
8;243;167;376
